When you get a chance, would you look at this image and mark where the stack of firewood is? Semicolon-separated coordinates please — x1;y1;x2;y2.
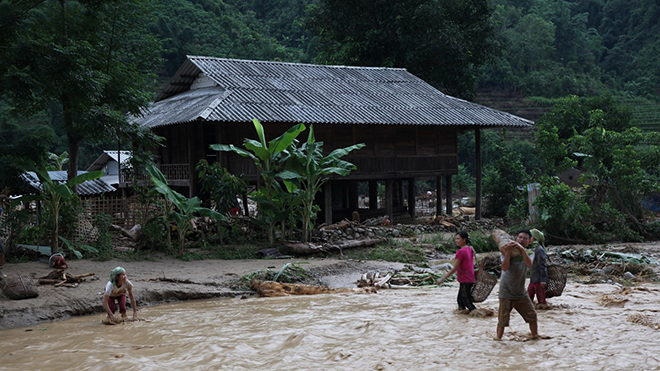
39;270;95;288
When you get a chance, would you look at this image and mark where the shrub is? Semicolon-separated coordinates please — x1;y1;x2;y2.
91;213;114;261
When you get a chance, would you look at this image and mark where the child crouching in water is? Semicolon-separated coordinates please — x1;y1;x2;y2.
103;267;138;324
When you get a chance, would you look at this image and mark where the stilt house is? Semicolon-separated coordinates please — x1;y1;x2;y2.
132;56;533;223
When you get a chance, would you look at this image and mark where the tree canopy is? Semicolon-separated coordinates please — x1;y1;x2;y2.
306;0;500;99
0;0;162;185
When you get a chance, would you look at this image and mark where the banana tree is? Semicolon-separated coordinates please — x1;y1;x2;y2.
211;119;306;245
281;125;365;242
146;163;227;257
32;168;103;254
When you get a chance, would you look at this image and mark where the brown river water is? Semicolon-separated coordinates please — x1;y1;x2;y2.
1;282;659;371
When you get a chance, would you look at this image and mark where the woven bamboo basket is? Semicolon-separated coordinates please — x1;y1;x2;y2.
546;264;567;298
0;272;39;300
471;269;498;303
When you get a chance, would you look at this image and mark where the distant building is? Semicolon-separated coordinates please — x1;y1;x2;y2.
86;150;132;187
21;171;116;197
557;152;591;188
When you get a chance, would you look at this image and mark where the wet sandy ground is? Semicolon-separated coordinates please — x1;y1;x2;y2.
1;279;659;371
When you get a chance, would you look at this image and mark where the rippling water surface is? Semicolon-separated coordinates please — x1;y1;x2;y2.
1;282;659;370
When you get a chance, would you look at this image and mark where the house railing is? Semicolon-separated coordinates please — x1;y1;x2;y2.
119;163;190;184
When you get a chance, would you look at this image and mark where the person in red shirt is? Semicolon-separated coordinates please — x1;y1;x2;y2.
436;231;477;312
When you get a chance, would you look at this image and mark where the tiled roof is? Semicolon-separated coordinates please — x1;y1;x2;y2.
134;56;533;128
22;171;116;196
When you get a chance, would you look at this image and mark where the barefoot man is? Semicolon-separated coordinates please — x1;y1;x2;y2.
496;230;538;340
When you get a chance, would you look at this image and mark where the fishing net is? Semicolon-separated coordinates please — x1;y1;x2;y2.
0;272;39;300
546;264;567;298
471;268;498;303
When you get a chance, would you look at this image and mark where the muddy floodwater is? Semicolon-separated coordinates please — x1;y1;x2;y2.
1;282;659;371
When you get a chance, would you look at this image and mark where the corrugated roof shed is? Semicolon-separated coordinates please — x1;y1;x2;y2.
87;150;132;172
22;171;116;196
134;56;533;128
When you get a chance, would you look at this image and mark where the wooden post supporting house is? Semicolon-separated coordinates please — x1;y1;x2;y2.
349;180;358;213
446;175;453;216
324;182;333;224
369;180;378;210
386;179;394;221
475;128;482;220
436;175;443;216
408;178;416;217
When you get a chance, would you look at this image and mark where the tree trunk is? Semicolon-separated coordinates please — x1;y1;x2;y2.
52;203;60;254
283;238;386;255
491;229;520;256
178;230;185;257
67;132;80;193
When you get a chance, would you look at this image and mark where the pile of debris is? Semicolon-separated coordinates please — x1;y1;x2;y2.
317;217;480;243
426;215;505;233
38;270;96;288
250;279;377;297
555;247;658;282
356;265;448;289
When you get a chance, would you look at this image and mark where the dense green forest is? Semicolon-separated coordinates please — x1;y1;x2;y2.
148;0;660;100
1;0;660;244
2;0;658;169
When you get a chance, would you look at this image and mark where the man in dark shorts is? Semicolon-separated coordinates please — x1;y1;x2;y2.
495;230;538;340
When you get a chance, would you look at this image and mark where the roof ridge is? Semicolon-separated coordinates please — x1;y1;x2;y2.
186;55;408;72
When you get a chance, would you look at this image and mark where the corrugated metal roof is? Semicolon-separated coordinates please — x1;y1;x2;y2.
138;56;533;128
22;171;116;196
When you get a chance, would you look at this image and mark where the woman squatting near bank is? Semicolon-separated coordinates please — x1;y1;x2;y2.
102;267;138;324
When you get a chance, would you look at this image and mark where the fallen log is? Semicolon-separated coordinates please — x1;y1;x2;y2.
333;238;386;252
146;277;224;287
453;207;475;216
75;273;96;279
491;229;522;256
39;270;96;285
282;242;333;255
250;279;377;297
110;224;141;241
283;238;387;256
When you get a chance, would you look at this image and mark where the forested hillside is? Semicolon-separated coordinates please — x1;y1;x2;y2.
1;0;659;176
148;0;659;100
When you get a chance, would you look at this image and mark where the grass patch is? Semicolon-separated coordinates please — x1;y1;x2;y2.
181;243;264;260
343;239;426;264
469;231;499;253
238;262;312;289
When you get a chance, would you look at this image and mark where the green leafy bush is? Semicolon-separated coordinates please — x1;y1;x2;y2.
91;213;114;261
483;142;529;217
137;217;168;252
535;176;595;243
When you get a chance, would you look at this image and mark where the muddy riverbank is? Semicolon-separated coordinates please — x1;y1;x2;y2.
0;256;405;330
2;240;660;331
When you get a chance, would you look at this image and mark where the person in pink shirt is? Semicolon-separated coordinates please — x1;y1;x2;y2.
436;231;477;312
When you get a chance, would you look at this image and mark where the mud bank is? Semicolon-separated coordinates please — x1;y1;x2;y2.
0;257;403;330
